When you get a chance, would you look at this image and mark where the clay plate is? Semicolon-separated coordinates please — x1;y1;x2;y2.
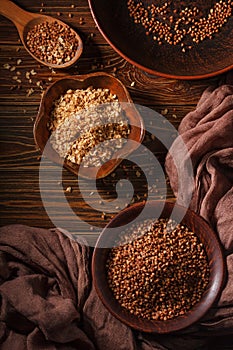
88;0;233;79
92;201;225;333
34;72;144;179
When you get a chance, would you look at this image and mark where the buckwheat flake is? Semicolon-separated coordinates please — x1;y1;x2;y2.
48;87;130;167
26;88;35;97
65;186;72;193
3;63;11;69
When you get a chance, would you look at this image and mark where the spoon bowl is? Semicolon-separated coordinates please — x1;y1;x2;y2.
0;0;83;69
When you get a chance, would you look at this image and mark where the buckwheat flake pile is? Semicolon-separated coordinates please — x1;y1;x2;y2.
48;87;130;167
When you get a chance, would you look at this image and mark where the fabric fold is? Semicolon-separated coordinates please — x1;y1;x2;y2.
165;83;233;341
0;225;94;350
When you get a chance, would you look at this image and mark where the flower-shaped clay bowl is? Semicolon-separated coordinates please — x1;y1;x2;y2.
34;72;144;179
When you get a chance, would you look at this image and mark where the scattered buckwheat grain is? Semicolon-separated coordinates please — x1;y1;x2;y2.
127;0;233;51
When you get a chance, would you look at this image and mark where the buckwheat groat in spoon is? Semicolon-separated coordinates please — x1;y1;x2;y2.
0;0;83;68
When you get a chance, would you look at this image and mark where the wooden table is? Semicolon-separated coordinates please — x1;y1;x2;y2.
0;0;227;245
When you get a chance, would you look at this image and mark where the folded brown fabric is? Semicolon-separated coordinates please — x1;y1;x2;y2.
166;84;233;252
1;223;232;350
0;225;95;350
165;83;233;337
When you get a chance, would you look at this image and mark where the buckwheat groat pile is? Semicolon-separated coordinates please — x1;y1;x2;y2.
107;218;209;321
48;87;130;167
26;21;79;65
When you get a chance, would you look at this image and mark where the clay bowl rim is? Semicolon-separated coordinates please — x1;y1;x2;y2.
88;0;233;80
33;72;145;179
92;200;225;334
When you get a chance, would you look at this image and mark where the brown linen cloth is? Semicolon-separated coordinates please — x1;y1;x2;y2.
165;83;233;253
0;224;233;350
165;83;233;341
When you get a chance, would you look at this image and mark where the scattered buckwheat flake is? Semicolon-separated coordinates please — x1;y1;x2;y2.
26;88;35;97
102;212;107;220
3;63;10;69
48;87;130;168
161;108;169;115
79;17;85;25
65;186;72;193
107;218;209;321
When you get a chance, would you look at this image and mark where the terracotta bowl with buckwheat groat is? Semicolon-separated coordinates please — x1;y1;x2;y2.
92;201;225;333
34;72;144;179
88;0;233;79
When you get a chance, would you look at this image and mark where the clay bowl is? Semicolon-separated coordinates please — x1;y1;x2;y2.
34;72;144;179
88;0;233;79
92;201;225;333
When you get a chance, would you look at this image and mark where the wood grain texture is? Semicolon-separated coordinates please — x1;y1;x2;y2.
0;0;228;242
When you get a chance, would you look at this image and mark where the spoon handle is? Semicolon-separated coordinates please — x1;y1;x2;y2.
0;0;33;29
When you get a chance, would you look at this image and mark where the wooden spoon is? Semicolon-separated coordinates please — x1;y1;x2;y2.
0;0;83;68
